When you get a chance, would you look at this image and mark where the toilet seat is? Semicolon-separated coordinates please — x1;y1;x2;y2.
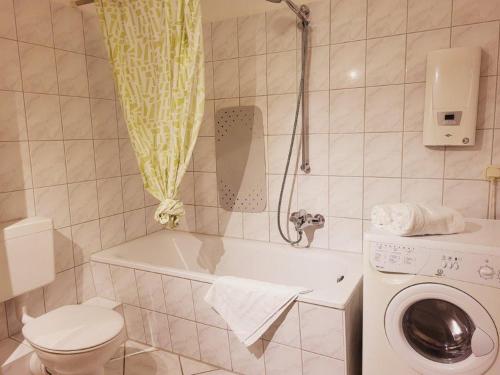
22;305;124;354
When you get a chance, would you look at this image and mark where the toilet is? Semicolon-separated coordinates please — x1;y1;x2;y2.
0;217;125;375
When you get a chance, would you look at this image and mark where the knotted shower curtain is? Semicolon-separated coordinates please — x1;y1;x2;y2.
96;0;205;227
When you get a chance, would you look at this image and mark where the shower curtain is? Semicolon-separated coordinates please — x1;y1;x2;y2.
96;0;205;227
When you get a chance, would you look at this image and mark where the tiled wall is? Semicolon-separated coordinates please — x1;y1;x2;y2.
187;0;500;252
91;260;361;374
0;0;161;336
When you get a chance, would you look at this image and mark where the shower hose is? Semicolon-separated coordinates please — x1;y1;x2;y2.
276;20;309;245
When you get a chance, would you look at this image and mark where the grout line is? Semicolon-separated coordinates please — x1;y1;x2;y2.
399;0;409;204
360;0;369;247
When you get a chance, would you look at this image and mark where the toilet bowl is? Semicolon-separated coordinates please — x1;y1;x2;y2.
22;304;126;375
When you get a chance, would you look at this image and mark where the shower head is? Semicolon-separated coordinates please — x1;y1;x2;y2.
266;0;310;23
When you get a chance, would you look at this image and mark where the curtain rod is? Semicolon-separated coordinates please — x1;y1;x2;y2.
75;0;94;5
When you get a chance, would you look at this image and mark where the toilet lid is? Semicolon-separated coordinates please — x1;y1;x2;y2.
22;305;124;352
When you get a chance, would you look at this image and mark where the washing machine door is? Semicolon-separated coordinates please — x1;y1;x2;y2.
385;283;498;375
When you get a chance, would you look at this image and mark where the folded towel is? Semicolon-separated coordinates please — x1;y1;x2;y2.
204;276;310;346
371;203;465;236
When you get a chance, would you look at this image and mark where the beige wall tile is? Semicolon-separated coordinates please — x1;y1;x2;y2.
267;51;296;95
97;177;124;217
197;324;232;369
402;132;444;179
264;341;302;375
75;263;96;303
212;19;238;60
123;304;146;342
0;141;32;191
124;208;146;240
0;38;22;91
72;220;101;265
364;132;403;177
122;174;145;211
30;140;67;187
64;140;96;183
91;99;118;139
452;21;500;76
34;184;71;228
330;41;365;89
366;35;406;86
51;0;85;53
330;88;364;133
0;189;35;222
14;0;53;46
53;227;74;272
331;0;366;44
68;180;99;224
94;139;121;179
110;265;140;306
100;213;125;249
0;0;16;39
408;0;452;32
266;8;296;53
25;93;62;140
443;180;489;218
0;91;27;140
44;268;77;312
87;56;115;99
162;276;195;320
169;315;200;359
238;14;266;57
19;43;58;94
402;178;443;207
60;96;92;139
367;0;407;38
365;85;404;132
239;55;267;97
453;0;500;26
82;6;107;58
55;50;89;96
142;309;172;351
213;59;240;99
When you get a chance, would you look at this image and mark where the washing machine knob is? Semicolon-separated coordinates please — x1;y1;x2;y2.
478;265;495;279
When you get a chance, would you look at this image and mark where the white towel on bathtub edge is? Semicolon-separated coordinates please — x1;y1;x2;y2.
204;276;311;347
371;203;465;236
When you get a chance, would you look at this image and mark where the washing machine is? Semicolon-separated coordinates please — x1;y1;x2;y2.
363;219;500;375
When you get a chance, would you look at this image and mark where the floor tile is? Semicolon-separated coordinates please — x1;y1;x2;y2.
180;356;217;374
124;349;182;375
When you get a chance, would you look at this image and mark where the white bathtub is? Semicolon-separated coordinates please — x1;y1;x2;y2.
90;230;363;375
92;229;362;309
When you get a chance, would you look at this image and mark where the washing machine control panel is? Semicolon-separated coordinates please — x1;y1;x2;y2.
370;241;500;289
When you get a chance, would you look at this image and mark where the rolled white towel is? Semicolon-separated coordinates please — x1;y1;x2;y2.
371;203;465;236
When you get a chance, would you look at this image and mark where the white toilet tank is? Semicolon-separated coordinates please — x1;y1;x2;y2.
0;217;55;303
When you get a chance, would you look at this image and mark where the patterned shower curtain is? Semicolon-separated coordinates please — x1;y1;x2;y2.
96;0;205;227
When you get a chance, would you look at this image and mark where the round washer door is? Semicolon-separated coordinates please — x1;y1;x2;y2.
385;283;498;375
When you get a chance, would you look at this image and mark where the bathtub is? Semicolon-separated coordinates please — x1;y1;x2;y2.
90;230;363;375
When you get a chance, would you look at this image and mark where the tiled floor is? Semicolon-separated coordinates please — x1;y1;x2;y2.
0;338;237;375
108;341;238;375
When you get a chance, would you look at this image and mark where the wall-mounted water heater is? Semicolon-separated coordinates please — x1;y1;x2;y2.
423;46;481;146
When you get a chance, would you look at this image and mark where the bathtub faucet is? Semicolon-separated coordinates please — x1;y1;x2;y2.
290;210;325;234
